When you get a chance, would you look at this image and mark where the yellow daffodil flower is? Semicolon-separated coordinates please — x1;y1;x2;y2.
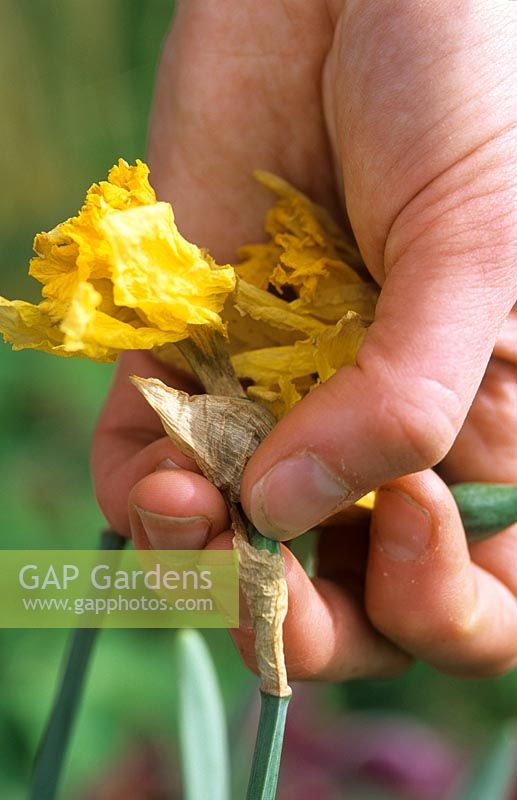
1;160;377;419
0;160;235;361
229;172;378;417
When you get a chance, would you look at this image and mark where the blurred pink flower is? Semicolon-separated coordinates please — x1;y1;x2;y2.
276;686;465;800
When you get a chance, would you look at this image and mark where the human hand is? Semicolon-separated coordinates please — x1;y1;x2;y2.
92;0;517;680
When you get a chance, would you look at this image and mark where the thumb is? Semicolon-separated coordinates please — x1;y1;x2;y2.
240;159;515;542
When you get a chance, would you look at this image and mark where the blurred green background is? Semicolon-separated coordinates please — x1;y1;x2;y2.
0;2;515;798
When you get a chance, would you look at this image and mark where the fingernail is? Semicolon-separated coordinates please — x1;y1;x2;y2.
375;489;432;561
249;453;351;539
155;458;181;471
134;507;210;550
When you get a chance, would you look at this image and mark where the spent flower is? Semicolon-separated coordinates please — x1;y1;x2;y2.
0;160;235;361
0;161;378;420
228;171;378;417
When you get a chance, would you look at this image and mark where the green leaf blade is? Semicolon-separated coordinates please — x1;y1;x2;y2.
175;630;230;800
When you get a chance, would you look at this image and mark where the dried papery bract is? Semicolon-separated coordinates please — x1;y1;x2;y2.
130;376;275;501
232;512;291;698
131;375;292;701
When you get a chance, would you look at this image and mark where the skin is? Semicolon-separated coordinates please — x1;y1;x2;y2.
92;0;517;680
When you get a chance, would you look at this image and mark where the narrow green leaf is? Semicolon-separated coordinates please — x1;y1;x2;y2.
176;630;230;800
458;727;516;800
30;530;126;800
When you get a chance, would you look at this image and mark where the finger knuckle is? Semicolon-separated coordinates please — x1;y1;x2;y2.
464;653;517;679
367;600;479;652
381;378;461;471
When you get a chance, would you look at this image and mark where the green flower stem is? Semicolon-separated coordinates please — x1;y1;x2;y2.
175;330;247;399
245;524;291;800
247;524;280;556
246;691;291;800
30;530;126;800
170;332;291;799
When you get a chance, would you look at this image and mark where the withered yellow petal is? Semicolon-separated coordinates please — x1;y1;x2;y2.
291;281;378;323
60;281;183;361
105;158;156;206
312;312;367;381
30;226;79;285
224;298;299;355
355;491;376;510
30;159;156;292
246;379;304;419
229;174;378;418
232;312;367;418
0;297;65;354
60;281;103;353
234;171;374;314
100;203;235;334
235;242;280;289
234;279;324;336
232;340;315;385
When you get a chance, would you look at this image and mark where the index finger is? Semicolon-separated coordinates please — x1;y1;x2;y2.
91;350;200;534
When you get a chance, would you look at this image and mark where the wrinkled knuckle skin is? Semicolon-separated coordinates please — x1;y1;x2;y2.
466;654;517;680
366;599;478;655
397;414;451;471
382;383;460;473
440;648;517;680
